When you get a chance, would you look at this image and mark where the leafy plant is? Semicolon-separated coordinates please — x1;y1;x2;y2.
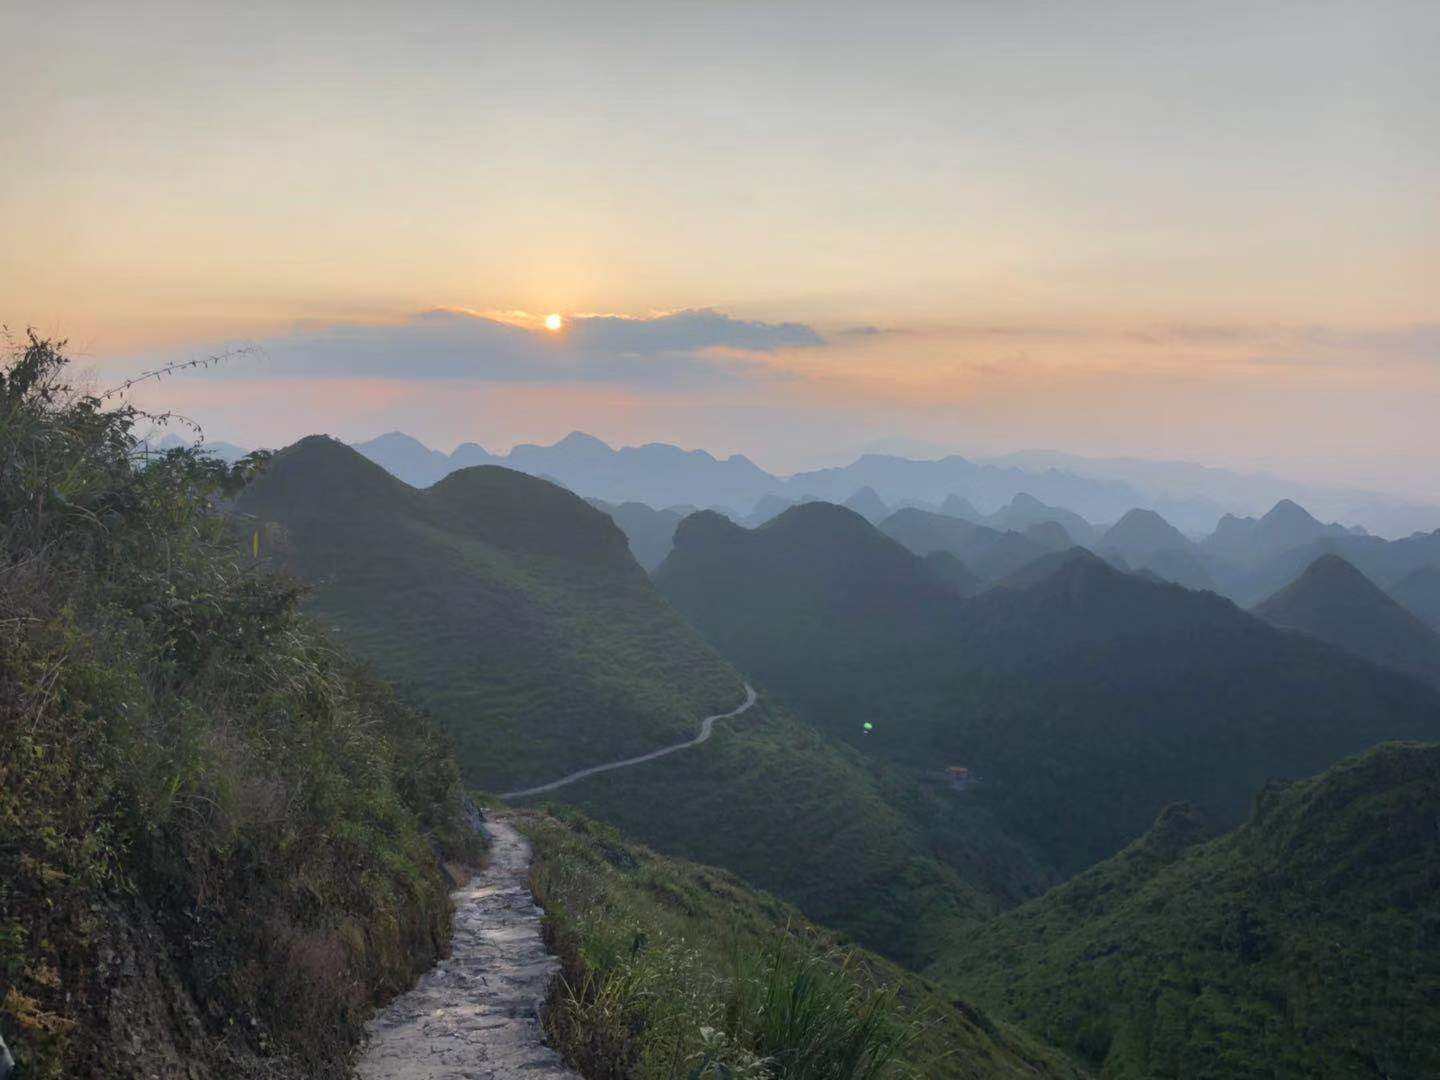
0;333;478;1078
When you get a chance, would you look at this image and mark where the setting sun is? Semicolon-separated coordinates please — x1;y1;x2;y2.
544;313;563;331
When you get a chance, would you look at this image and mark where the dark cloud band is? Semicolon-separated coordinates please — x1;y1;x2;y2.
225;308;823;385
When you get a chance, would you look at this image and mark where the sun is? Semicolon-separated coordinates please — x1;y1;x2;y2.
544;313;563;332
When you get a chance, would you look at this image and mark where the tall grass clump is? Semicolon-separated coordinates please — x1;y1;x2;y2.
726;938;913;1080
0;334;479;1078
524;808;1048;1080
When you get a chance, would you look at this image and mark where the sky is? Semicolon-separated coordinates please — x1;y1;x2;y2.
3;1;1438;498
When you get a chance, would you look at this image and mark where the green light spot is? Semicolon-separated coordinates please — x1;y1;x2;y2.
863;722;874;732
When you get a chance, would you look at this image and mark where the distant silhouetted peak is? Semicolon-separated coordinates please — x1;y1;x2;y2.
554;431;613;453
1262;498;1320;527
940;494;983;521
1255;554;1440;686
1300;552;1366;581
672;508;748;550
363;430;428;449
285;434;395;478
1000;546;1109;591
1104;508;1191;553
1031;547;1126;590
842;485;890;522
1255;554;1388;615
765;499;875;536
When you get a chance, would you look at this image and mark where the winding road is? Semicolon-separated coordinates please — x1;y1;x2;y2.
357;817;579;1080
498;682;758;801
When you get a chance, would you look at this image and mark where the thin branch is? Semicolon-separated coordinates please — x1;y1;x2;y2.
99;346;254;402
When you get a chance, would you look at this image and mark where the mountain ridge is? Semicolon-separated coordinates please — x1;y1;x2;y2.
1254;553;1440;687
938;741;1440;1078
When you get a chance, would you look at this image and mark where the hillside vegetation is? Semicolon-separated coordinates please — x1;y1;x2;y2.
234;438;744;792
519;808;1084;1080
1254;554;1440;687
0;338;477;1078
523;699;1050;969
658;504;1440;876
938;742;1440;1079
236;442;1042;966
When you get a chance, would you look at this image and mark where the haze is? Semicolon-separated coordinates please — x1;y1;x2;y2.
3;0;1437;498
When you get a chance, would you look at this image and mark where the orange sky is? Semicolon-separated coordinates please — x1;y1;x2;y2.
3;2;1437;498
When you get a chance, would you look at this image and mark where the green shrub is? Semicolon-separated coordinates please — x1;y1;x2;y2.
0;334;479;1078
727;938;913;1080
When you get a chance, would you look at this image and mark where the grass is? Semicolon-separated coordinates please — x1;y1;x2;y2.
519;699;1045;972
234;437;745;792
519;807;1086;1080
936;741;1440;1078
0;336;479;1078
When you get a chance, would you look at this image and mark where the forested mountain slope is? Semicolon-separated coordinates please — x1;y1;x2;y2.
659;503;1440;875
235;437;743;792
236;444;1036;967
1255;554;1440;687
938;742;1440;1079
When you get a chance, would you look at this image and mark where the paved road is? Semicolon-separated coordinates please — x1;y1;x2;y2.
356;817;579;1080
498;683;758;801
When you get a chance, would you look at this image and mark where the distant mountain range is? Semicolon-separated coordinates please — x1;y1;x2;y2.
143;431;251;462
184;427;1440;541
984;448;1440;539
346;432;1440;616
347;430;1440;538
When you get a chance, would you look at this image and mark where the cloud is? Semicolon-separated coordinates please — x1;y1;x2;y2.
1299;324;1440;359
205;308;823;386
566;309;822;353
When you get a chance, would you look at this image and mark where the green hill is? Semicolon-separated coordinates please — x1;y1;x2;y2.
1254;554;1440;687
657;505;959;713
520;807;1084;1080
0;339;476;1079
936;742;1440;1079
236;445;1038;966
234;437;744;792
658;506;1440;877
523;697;1051;968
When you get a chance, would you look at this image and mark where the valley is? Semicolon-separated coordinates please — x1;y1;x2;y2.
7;338;1440;1079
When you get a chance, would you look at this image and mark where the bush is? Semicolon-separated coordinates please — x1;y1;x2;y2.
0;334;479;1078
